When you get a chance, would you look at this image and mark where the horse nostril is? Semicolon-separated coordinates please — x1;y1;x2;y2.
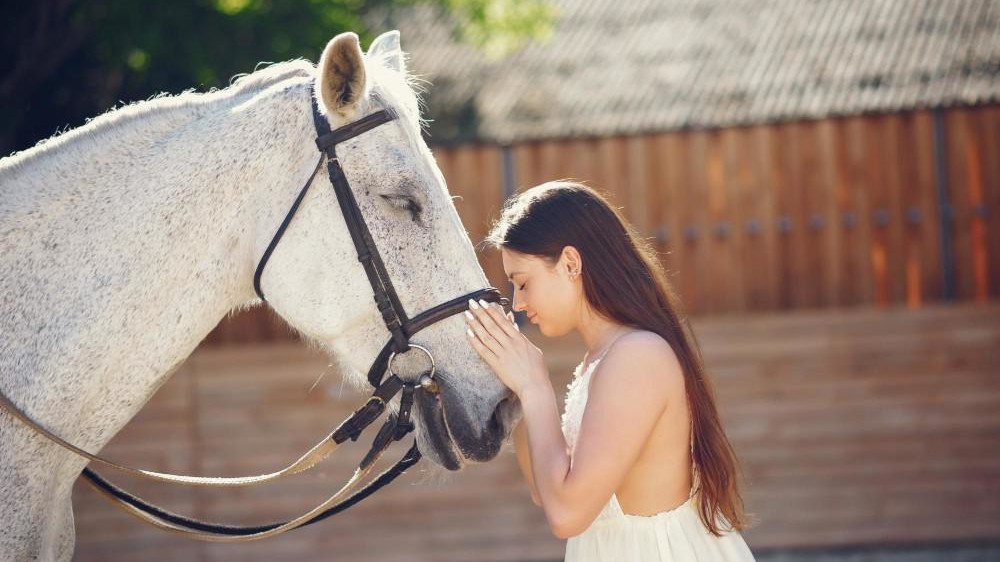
492;394;520;439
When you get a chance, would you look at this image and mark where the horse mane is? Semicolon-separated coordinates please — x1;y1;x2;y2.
2;49;429;179
2;59;316;171
365;50;430;135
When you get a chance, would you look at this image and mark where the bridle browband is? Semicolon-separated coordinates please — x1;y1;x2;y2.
0;89;509;541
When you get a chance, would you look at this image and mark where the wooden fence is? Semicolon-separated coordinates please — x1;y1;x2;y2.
204;105;1000;346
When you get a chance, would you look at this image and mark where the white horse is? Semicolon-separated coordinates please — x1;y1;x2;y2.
0;30;519;561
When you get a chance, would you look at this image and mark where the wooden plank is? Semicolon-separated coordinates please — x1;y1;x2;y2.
703;128;730;313
451;142;484;237
644;132;672;269
685;129;711;314
596;136;628;207
829;118;857;307
476;145;507;289
774;122;800;310
625;135;651;239
906;111;945;303
538;139;565;182
864;116;893;305
814;120;839;308
798;120;827;308
946;109;975;301
958;107;993;301
569;137;599;186
880;114;909;305
658;132;690;302
981;106;1000;298
512;142;538;193
735;126;766;311
717;128;745;312
752;125;781;310
844;116;876;304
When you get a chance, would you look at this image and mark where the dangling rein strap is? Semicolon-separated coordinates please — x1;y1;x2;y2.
82;438;421;539
0;374;402;486
0;375;421;540
81;415;421;541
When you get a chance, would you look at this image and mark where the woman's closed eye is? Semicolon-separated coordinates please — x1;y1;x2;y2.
506;284;525;301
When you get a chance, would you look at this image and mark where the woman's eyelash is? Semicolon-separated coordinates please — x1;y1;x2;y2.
518;283;526;290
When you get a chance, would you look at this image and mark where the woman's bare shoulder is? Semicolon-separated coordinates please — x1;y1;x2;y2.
617;329;676;360
600;329;683;388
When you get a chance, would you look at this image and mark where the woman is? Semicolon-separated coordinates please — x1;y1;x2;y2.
463;181;757;561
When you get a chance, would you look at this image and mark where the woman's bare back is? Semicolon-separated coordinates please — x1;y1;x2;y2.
607;333;694;516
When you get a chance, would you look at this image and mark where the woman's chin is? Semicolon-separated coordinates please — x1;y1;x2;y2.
537;322;574;338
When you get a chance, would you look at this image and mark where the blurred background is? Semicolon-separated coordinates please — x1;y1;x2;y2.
5;0;999;561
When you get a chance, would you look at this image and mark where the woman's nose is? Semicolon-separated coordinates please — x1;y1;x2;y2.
512;294;527;312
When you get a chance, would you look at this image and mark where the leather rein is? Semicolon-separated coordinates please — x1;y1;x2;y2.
0;90;509;541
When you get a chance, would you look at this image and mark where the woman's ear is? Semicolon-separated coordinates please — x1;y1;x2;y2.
561;245;582;279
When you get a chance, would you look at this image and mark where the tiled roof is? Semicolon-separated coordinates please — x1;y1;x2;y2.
371;0;1000;143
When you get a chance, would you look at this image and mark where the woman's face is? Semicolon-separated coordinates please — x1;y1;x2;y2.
500;247;579;337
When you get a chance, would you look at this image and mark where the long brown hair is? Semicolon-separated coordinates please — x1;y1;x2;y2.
483;180;756;536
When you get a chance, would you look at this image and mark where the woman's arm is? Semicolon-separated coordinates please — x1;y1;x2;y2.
463;302;674;537
512;417;542;506
519;334;679;538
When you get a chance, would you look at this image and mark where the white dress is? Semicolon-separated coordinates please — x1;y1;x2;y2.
560;344;757;562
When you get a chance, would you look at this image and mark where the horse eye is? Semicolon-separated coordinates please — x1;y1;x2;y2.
379;194;422;221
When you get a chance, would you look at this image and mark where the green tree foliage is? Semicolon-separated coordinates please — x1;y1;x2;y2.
439;0;556;59
1;0;552;156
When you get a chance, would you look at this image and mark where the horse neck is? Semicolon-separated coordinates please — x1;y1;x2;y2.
0;79;318;463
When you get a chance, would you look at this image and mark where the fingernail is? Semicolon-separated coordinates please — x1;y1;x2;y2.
468;299;479;309
466;328;474;338
478;299;489;308
464;310;474;321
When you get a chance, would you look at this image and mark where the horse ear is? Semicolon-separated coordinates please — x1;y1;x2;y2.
316;32;367;117
368;30;405;74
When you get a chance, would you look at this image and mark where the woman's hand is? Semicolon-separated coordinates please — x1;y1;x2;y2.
464;298;547;397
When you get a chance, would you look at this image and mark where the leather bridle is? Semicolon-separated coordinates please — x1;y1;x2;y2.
0;90;509;541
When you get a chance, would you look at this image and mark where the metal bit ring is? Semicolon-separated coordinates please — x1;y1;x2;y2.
387;343;437;391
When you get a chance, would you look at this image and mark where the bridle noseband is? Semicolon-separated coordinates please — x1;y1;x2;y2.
0;89;509;541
